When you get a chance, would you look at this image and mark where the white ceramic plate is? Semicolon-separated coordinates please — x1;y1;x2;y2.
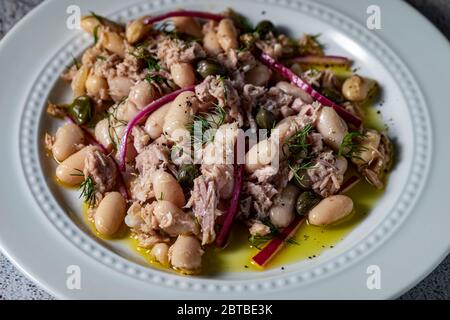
1;0;449;299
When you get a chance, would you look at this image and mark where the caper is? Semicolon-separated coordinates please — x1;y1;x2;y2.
321;87;345;104
196;60;226;79
177;164;198;188
296;191;321;217
256;108;276;129
293;169;312;190
255;20;276;37
67;95;92;125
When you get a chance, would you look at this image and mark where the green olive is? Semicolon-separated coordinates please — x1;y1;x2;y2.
177;164;197;188
196;60;226;79
68;95;92;125
321;87;345;104
296;191;321;217
256;108;276;130
255;20;276;37
293;169;312;190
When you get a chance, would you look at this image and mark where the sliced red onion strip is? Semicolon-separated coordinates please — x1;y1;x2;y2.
118;85;195;171
259;52;362;127
287;55;351;66
215;165;245;248
144;11;224;25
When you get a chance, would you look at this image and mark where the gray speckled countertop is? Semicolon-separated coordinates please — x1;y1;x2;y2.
0;0;449;300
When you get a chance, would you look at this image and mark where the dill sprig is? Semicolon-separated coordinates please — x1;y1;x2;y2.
72;169;96;208
248;219;299;250
130;47;161;72
188;104;227;145
289;161;316;185
283;123;312;155
338;131;367;159
144;73;166;85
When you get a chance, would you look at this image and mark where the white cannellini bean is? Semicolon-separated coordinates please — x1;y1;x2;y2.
116;100;140;122
95;192;126;236
170;63;196;88
152;171;186;207
151;243;169;266
80;16;101;34
168;235;203;273
71;65;90;97
52;123;85;162
270;184;300;228
85;74;108;97
308;195;354;226
126;16;152;44
245;63;272;87
128;80;159;109
335;156;348;176
245;139;277;173
55;146;95;185
217;18;238;51
144;102;172;139
163;91;197;138
203;31;222;55
316;107;348;151
153;201;199;236
101;31;125;57
172;16;202;38
276;81;313;103
342;75;377;102
108;76;134;102
94;118;113;151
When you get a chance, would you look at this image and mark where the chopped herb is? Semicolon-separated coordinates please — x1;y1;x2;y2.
283;123;312;155
289;161;316;185
158;192;164;200
338;131;367;159
130;47;161;71
188;104;226;145
144;74;166;85
72;169;96;208
96;55;106;61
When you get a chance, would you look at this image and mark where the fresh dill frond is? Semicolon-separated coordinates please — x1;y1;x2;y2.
130;47;161;72
289;161;316;185
144;74;166;85
188;104;227;145
79;175;96;208
338;131;367;159
283;123;312;155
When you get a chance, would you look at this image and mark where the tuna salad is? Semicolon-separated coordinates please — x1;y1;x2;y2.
45;9;392;274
